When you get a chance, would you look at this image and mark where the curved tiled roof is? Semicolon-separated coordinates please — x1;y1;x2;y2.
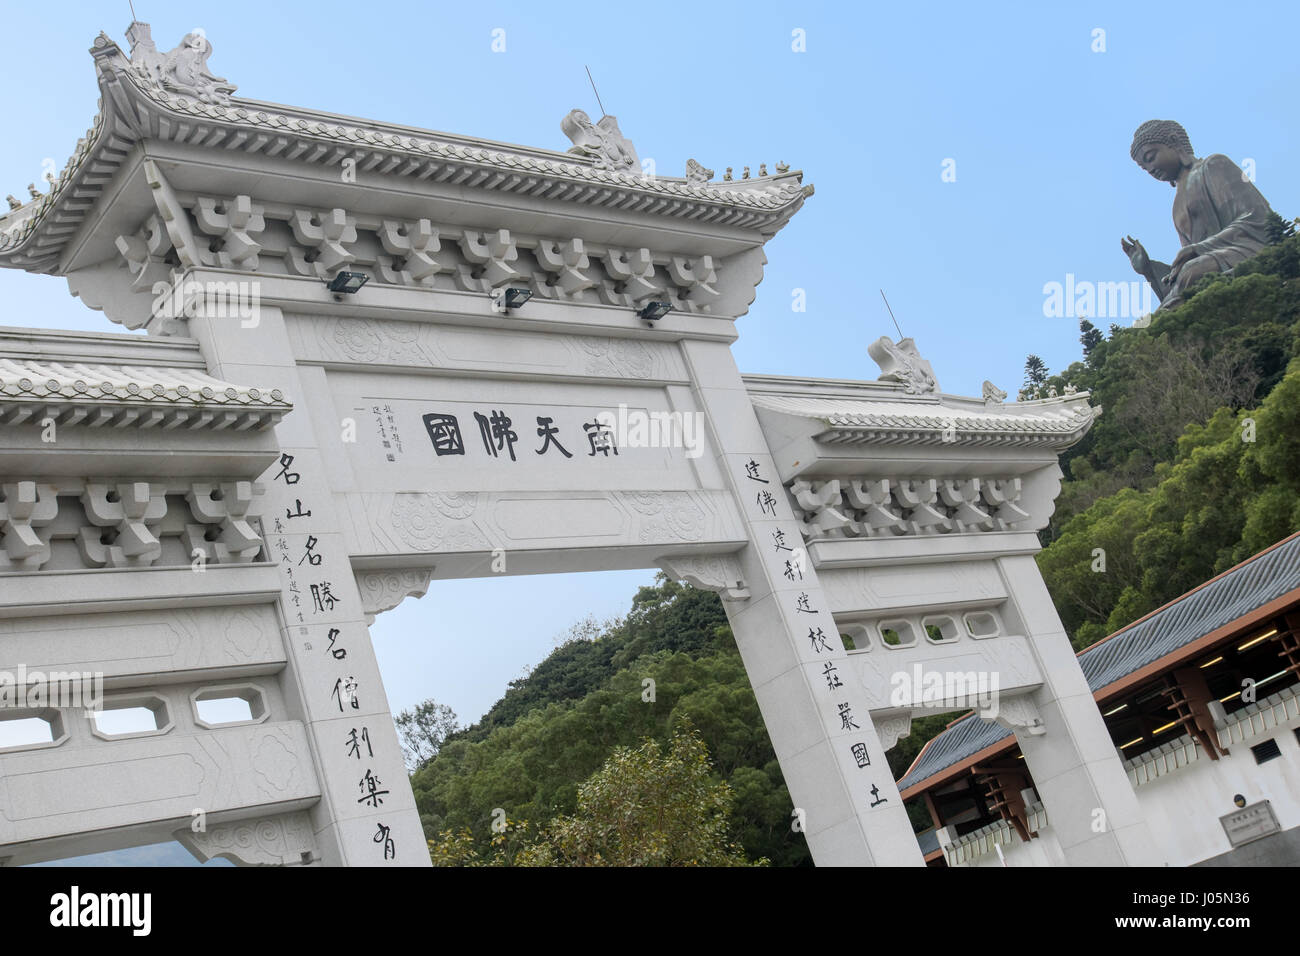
750;392;1098;448
0;30;810;272
0;359;291;430
897;531;1300;793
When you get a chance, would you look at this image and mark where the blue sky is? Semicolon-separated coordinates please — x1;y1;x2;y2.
2;2;1298;863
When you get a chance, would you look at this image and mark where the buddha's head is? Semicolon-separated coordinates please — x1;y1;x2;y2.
1130;120;1195;185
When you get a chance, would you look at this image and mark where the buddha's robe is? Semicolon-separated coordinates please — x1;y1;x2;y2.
1164;153;1273;301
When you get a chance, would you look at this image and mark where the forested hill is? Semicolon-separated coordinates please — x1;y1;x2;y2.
411;577;816;866
411;575;956;865
449;577;730;744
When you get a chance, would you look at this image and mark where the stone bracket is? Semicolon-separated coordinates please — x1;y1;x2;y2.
792;475;1033;543
457;228;524;290
992;693;1047;736
184;480;265;565
357;567;435;624
789;478;850;538
872;709;913;751
0;481;59;570
601;247;661;304
78;481;168;568
288;207;358;278
143;159;208;271
194;195;266;270
175;810;319;866
114;213;174;292
377;218;446;287
658;553;750;601
667;255;719;311
533;237;596;298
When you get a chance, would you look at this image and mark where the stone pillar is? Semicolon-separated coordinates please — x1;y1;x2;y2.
183;292;427;866
997;554;1162;865
680;340;923;866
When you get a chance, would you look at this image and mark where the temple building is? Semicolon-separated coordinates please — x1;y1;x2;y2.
902;532;1300;866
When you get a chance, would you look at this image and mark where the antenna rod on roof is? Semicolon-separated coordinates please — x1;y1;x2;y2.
880;289;905;339
128;0;139;21
584;65;607;118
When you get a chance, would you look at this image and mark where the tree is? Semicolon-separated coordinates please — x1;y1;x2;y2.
513;724;765;866
1023;354;1048;394
395;699;459;771
1265;210;1297;245
1079;319;1104;358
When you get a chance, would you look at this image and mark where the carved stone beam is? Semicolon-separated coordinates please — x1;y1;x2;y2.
457;228;525;291
143;159;208;270
194;195;266;270
288;208;358;278
377;218;445;287
184;480;265;565
175;810;319;866
658;554;750;601
357;567;435;625
990;693;1047;737
78;481;168;568
602;247;662;303
533;238;596;298
0;481;58;571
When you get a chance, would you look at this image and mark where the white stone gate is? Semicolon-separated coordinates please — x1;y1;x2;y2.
0;23;1160;866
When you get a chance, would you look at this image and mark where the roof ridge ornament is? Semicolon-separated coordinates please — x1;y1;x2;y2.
685;159;714;184
868;336;939;395
982;380;1007;406
125;21;236;105
561;109;639;172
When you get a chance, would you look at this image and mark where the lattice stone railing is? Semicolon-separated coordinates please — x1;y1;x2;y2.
1216;684;1300;748
941;800;1048;866
1118;685;1300;788
1123;734;1202;788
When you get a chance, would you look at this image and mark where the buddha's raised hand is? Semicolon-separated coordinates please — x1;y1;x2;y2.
1121;235;1150;273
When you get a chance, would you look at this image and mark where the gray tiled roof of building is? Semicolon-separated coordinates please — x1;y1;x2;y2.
915;827;942;856
897;532;1300;793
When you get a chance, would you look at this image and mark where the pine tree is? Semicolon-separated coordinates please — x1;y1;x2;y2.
1023;354;1049;394
1265;210;1297;245
1079;319;1104;357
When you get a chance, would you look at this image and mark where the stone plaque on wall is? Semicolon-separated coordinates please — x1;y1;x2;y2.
1219;800;1281;848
